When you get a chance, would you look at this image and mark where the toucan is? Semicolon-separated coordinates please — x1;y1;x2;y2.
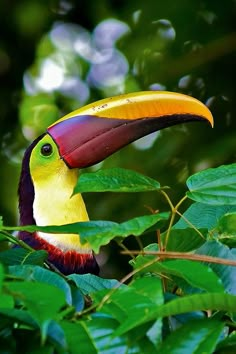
18;91;213;275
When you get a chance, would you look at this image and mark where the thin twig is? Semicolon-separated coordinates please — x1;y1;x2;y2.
175;210;205;239
120;250;236;266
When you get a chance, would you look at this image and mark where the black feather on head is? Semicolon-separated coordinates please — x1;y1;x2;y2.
18;134;45;226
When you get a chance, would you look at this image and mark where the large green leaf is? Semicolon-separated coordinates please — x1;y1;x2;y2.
215;332;236;353
0;294;14;309
62;318;128;354
44;320;66;351
74;167;160;194
216;213;236;247
61;321;97;354
164;228;207;252
0;248;47;266
174;203;236;230
157;319;224;354
217;212;236;236
0;308;38;327
3;213;169;253
68;273;120;295
114;292;236;336
0;263;4;291
8;265;72;305
4;281;66;325
132;250;224;293
186;164;236;205
196;241;236;295
94;277;163;334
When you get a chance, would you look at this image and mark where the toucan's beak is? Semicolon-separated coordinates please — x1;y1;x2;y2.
48;91;213;168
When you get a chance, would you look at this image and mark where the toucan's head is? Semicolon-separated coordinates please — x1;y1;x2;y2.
18;91;213;275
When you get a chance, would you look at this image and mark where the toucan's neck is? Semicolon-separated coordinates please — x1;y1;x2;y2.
32;166;90;253
18;137;99;275
19;231;99;275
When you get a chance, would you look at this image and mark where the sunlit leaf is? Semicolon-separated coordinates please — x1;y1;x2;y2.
114;292;236;336
74;167;161;194
186;164;236;205
156;293;236;321
157;319;224;354
4;213;169;253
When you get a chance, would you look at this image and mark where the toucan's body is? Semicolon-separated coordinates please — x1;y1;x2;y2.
18;91;213;275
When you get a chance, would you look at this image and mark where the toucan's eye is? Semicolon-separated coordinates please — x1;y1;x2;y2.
41;143;53;156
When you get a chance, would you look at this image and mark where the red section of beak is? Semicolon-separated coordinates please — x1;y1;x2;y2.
47;113;205;168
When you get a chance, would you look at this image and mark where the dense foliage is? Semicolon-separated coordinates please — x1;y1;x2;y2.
1;164;236;353
1;0;236;352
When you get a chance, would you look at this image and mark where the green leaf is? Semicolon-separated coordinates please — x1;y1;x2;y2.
0;294;14;309
157;293;236;318
44;320;66;351
5;213;169;253
196;241;236;295
68;273;120;295
146;319;163;348
0;248;47;266
217;212;236;235
133;254;224;293
62;317;128;354
157;319;224;354
164;228;207;252
4;281;66;325
114;292;236;336
0;308;38;327
95;277;163;334
61;321;99;354
0;263;4;291
8;265;72;304
216;332;236;353
0;232;8;241
74;168;161;194
130;276;164;305
87;316;128;353
174;202;236;230
186;164;236;205
70;286;84;312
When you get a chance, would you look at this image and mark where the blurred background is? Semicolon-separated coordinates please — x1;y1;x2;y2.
0;0;235;277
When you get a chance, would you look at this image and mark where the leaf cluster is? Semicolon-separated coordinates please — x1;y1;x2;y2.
1;164;236;353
